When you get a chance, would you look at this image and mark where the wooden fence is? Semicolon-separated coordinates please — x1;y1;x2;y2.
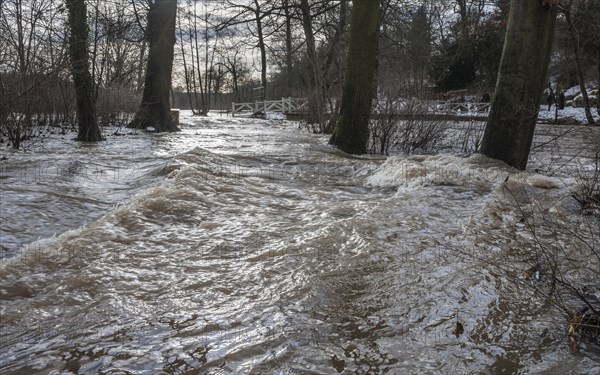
231;98;491;117
232;97;308;116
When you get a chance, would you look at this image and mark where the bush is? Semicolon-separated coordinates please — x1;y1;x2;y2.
369;98;448;155
572;137;600;216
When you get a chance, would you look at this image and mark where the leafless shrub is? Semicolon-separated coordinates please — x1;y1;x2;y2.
369;98;448;155
369;97;400;155
0;71;80;149
0;112;35;149
572;138;600;216
96;85;140;127
505;184;599;352
457;120;484;154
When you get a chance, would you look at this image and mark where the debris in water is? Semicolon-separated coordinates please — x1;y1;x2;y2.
569;335;579;354
568;307;600;341
523;264;542;281
344;344;360;358
453;310;464;338
331;354;345;373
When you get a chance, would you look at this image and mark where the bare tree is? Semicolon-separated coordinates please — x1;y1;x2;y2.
218;0;286;100
0;0;81;148
66;0;103;142
560;0;596;126
299;0;323;126
296;0;348;131
218;40;251;102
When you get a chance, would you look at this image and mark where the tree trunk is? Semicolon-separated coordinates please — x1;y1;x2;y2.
137;39;147;92
14;0;32;147
480;0;558;170
329;0;380;154
300;0;324;126
129;0;178;132
322;0;348;134
178;10;197;115
563;4;595;125
284;0;294;97
597;46;600;116
254;0;267;100
192;3;207;116
203;8;216;116
66;0;103;142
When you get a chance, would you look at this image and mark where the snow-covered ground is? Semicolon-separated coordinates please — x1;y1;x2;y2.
537;105;599;124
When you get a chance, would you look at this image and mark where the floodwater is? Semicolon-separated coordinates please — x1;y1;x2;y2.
1;113;599;374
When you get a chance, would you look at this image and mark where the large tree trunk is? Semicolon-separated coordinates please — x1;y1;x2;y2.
480;0;558;170
66;0;103;142
129;0;178;132
329;0;380;154
563;2;595;125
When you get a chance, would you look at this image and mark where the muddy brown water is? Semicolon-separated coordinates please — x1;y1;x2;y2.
1;113;599;374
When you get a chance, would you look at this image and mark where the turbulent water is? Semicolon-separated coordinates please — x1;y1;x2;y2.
1;113;599;374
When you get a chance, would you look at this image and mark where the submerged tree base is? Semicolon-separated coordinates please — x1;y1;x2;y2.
128;108;180;132
76;129;105;142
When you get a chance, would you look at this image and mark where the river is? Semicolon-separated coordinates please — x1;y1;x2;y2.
1;112;599;374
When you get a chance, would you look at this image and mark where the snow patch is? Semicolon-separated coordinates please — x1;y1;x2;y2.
536;105;599;124
146;126;156;132
564;85;581;99
265;112;287;120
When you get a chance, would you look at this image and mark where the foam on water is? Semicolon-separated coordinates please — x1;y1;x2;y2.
367;153;574;190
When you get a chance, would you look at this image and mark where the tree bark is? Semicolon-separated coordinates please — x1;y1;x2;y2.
480;0;558;170
178;10;197;115
329;0;380;154
284;0;294;97
192;3;207;116
66;0;103;142
129;0;178;132
323;1;348;134
137;39;147;92
563;3;595;125
597;46;600;116
254;0;267;100
300;0;324;126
